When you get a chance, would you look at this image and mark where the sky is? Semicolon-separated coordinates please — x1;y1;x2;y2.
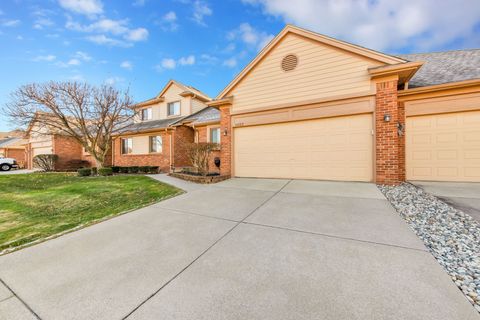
0;0;479;131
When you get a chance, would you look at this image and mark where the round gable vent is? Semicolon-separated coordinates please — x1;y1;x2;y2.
281;54;298;72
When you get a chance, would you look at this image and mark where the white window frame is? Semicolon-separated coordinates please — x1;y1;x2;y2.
141;108;152;121
121;138;133;154
209;127;221;144
149;136;163;153
167;101;181;116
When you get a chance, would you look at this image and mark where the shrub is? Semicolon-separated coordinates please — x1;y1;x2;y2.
98;167;113;176
185;142;218;176
128;166;139;173
138;166;149;173
148;166;160;174
77;168;92;176
33;154;58;172
111;166;120;173
65;159;90;171
91;167;98;175
119;166;129;173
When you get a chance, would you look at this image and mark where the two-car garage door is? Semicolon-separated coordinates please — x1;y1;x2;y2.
234;114;373;181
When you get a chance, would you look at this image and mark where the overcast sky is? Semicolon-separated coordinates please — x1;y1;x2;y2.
1;0;479;131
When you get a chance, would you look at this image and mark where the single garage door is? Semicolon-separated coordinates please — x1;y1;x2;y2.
406;110;480;182
234;113;373;181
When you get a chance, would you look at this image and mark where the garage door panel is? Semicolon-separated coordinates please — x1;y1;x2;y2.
234;114;373;181
407;110;480;182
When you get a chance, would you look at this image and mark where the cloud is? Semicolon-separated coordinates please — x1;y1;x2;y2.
132;0;146;6
66;17;149;45
33;55;57;62
192;0;212;26
124;28;148;41
120;60;133;70
33;18;54;29
67;58;81;66
105;76;125;86
200;54;218;64
1;19;21;27
223;57;237;68
158;11;178;31
86;34;131;47
178;55;195;66
74;51;92;61
58;0;103;16
228;23;274;51
242;0;480;52
159;58;176;70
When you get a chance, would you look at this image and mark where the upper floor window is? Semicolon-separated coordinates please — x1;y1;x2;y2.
121;138;133;154
167;101;181;116
210;127;221;144
149;136;162;153
141;108;152;121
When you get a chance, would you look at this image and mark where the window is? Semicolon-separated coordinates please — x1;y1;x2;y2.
150;136;162;153
121;138;133;154
167;101;181;116
210;127;221;144
141;108;152;121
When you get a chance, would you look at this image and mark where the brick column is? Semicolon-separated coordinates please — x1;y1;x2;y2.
375;79;403;185
219;105;232;177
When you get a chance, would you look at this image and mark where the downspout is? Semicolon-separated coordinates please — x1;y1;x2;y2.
168;128;172;172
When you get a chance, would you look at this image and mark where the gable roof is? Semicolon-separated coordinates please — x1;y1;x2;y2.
397;49;480;88
217;24;407;99
114;117;184;135
0;137;27;148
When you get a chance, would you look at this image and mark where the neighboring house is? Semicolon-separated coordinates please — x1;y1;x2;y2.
25;120;110;170
205;24;480;184
112;80;214;172
0;137;27;167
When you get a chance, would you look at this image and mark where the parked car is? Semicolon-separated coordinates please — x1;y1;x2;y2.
0;157;18;171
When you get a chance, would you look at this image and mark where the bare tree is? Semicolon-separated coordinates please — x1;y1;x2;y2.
185;142;218;176
4;82;135;168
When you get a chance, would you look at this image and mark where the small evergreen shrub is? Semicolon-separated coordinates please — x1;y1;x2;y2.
148;166;160;174
98;167;113;176
77;168;92;177
119;166;129;173
91;167;98;175
138;166;149;173
111;166;120;173
128;166;139;173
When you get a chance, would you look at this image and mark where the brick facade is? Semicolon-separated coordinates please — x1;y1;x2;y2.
112;131;172;173
218;105;232;177
53;135;83;171
0;148;26;167
375;79;403;185
172;126;194;168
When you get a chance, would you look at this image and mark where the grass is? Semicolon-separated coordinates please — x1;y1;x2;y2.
0;173;181;252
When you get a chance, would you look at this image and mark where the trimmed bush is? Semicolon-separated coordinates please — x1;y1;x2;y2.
111;166;120;173
148;166;160;174
128;166;139;174
98;167;113;176
77;168;92;177
138;166;149;173
119;166;129;174
33;154;58;172
91;167;98;175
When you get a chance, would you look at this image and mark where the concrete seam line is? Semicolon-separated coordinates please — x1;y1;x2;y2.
154;207;240;223
0;278;42;320
241;221;428;253
123;179;293;319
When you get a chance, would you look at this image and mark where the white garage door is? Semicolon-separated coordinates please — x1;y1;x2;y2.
407;110;480;182
234;114;373;181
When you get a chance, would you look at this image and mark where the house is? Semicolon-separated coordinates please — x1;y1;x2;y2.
112;80;216;172
25;119;110;170
205;24;480;184
0;137;27;167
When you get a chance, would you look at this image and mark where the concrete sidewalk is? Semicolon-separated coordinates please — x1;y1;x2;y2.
0;178;478;319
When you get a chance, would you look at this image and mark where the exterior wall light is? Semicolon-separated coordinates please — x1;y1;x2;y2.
223;128;228;136
383;114;391;122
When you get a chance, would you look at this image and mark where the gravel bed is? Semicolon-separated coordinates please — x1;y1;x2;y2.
379;183;480;313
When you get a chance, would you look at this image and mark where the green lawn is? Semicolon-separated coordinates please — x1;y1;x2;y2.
0;173;181;252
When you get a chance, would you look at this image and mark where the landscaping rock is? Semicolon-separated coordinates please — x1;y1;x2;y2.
379;183;480;313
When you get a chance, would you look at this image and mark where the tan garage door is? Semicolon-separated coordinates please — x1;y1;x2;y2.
406;110;480;182
234;114;373;181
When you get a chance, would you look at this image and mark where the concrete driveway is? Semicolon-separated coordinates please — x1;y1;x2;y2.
414;181;480;223
0;177;478;320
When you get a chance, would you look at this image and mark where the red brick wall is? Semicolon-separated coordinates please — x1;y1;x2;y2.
173;126;194;168
195;126;221;174
375;79;402;185
219;106;232;177
112;131;172;172
1;148;25;164
53;135;83;171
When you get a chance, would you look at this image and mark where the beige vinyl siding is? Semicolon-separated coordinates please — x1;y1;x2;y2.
406;110;480;182
228;33;382;113
191;98;207;114
32;146;53;156
234;114;373;181
161;83;190;118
